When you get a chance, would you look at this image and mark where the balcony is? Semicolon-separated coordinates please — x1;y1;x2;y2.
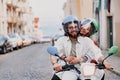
18;7;26;13
7;16;17;23
12;0;19;8
6;0;12;7
17;17;25;26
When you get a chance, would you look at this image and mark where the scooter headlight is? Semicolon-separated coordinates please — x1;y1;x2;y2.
81;63;96;77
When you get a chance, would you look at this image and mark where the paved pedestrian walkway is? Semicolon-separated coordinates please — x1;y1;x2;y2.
102;50;120;77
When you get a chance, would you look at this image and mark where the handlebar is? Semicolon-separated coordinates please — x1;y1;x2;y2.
96;62;113;70
96;63;105;69
56;64;81;74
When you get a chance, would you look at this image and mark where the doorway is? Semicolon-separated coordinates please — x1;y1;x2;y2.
107;16;113;48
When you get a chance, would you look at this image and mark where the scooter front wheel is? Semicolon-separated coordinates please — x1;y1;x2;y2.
51;74;61;80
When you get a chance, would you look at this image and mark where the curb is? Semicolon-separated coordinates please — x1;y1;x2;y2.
108;69;120;77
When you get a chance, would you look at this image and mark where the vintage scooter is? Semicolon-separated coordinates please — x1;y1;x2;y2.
47;46;118;80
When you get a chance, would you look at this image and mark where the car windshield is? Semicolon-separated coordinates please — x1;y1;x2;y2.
9;34;16;38
0;36;5;42
42;36;51;38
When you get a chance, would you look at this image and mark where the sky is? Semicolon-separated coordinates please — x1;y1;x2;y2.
30;0;66;36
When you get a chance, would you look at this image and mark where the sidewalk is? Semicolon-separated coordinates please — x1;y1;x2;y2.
102;50;120;77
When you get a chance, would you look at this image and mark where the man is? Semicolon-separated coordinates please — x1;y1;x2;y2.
50;15;110;80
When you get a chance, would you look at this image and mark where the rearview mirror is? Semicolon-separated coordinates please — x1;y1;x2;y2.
108;46;118;56
102;46;118;64
47;46;58;56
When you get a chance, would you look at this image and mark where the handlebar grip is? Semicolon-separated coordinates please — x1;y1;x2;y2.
96;63;105;69
62;65;81;74
62;65;74;69
109;68;114;70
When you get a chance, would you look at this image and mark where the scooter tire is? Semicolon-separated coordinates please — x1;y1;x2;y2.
101;73;105;80
51;74;61;80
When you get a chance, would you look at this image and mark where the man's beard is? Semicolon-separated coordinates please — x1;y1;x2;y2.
68;32;79;38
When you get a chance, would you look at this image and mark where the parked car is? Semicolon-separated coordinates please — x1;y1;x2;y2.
40;36;51;43
29;36;37;44
8;33;23;49
0;35;13;54
20;35;32;46
53;34;64;41
51;34;64;45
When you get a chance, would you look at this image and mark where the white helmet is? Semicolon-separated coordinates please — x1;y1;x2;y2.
62;15;81;36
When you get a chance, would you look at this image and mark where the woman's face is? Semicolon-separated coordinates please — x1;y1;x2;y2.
80;24;91;36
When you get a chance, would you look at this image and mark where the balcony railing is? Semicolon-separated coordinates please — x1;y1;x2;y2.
7;16;17;23
6;0;12;6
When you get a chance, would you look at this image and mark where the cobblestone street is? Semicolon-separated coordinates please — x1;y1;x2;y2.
0;43;120;80
102;50;120;80
0;43;53;80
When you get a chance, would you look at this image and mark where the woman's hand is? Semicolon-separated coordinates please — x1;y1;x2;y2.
65;56;88;64
65;56;80;64
65;56;76;63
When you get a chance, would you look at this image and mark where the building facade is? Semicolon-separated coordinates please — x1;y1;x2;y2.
0;0;7;35
63;0;120;55
0;0;34;36
95;0;120;55
63;0;93;20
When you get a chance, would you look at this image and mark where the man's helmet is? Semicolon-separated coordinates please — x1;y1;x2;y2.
81;18;99;35
62;15;81;36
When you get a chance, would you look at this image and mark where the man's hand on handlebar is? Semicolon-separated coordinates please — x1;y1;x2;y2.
98;56;112;70
53;63;62;71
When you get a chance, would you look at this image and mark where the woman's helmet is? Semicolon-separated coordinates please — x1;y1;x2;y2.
81;18;99;36
62;15;81;36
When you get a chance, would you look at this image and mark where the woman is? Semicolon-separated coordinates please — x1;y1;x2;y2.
80;18;99;46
